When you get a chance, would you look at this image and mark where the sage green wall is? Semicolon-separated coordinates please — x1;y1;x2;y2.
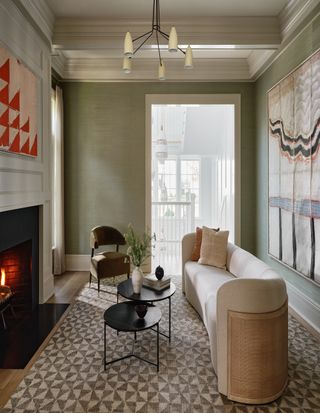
63;82;255;255
255;15;320;305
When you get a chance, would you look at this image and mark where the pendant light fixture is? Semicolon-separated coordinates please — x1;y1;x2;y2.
122;0;193;80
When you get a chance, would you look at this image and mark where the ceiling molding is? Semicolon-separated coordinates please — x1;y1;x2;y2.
279;0;320;40
60;57;251;82
247;50;276;78
13;0;55;44
52;16;281;49
51;51;67;78
48;1;320;82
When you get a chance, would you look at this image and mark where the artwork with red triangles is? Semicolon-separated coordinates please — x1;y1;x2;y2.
0;45;38;157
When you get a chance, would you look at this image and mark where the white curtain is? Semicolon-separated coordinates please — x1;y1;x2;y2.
52;86;65;275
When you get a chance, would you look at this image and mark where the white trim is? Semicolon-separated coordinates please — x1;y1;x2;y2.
279;0;320;41
254;7;320;81
53;16;281;49
286;281;320;335
51;52;67;78
66;254;90;271
145;94;241;247
13;0;55;44
65;254;150;274
59;57;251;82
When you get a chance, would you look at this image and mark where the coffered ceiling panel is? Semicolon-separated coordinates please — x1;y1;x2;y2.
43;0;319;81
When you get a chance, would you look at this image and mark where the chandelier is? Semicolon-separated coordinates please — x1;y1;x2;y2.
122;0;193;80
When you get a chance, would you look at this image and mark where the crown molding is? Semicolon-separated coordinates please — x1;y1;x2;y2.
53;16;281;49
279;0;320;41
59;57;250;82
247;50;276;79
51;51;67;78
12;0;55;44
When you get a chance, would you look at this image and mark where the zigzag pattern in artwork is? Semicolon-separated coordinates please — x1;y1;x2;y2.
269;116;320;160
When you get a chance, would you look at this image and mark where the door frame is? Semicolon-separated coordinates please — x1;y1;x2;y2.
145;94;241;247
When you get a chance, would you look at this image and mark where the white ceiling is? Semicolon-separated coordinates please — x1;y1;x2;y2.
46;0;288;19
46;0;319;82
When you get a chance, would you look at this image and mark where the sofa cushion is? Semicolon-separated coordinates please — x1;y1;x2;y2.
199;228;229;268
190;226;219;261
190;227;203;261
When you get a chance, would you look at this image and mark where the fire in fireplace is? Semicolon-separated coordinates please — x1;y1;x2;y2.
0;267;15;329
0;240;33;315
0;206;39;331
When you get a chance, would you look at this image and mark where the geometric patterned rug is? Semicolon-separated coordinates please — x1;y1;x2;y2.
2;275;320;413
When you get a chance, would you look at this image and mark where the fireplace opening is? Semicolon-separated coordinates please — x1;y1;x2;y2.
0;240;34;314
0;206;69;369
0;206;39;324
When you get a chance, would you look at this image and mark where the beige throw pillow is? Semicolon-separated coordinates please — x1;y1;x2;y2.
199;227;229;269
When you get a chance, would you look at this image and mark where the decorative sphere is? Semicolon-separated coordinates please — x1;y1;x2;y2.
135;304;148;318
155;265;164;280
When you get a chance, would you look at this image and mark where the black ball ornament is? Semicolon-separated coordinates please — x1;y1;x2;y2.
155;265;164;280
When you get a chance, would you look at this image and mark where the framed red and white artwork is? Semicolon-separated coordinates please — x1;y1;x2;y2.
0;43;38;157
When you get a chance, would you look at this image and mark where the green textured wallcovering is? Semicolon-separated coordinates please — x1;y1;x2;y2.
255;15;320;304
63;82;255;255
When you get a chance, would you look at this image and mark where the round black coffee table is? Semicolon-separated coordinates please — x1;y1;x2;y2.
103;301;161;371
117;279;176;342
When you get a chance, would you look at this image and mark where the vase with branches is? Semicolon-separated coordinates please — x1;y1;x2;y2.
124;224;154;293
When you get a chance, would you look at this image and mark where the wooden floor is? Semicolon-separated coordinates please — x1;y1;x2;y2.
0;271;89;408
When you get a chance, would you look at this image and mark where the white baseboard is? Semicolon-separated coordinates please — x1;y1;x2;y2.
66;254;90;271
286;281;320;335
65;254;150;273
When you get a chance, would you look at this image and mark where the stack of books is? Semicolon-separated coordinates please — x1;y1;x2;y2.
143;274;171;291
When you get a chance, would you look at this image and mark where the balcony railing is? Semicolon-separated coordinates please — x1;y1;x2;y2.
152;196;195;273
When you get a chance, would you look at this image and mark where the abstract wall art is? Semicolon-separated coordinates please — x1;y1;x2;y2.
0;43;38;157
268;49;320;285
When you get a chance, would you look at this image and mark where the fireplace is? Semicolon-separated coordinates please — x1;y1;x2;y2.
0;207;69;369
0;206;39;321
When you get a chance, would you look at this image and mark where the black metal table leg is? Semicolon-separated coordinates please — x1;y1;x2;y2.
157;322;159;372
169;296;171;342
104;322;106;370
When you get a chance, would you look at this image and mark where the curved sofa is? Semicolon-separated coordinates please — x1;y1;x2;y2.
182;232;288;404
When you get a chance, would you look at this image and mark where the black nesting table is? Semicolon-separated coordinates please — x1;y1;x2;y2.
103;301;161;371
117;279;176;342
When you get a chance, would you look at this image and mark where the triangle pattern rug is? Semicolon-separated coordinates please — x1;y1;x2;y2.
2;275;320;413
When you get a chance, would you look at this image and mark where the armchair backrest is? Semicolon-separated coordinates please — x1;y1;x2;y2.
90;226;126;250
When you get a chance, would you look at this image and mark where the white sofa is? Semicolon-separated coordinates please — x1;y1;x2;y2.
182;232;288;404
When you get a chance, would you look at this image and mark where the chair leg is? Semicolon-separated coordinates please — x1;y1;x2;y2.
127;272;130;280
98;279;100;293
89;272;92;288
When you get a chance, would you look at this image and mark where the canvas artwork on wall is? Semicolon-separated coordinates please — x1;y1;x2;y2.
0;43;38;157
268;49;320;285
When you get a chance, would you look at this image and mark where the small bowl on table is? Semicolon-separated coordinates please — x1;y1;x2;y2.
135;304;148;319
